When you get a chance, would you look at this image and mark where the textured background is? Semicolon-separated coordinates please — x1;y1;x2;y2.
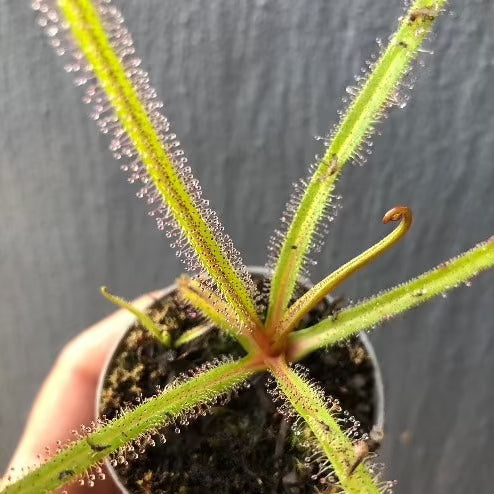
1;0;493;491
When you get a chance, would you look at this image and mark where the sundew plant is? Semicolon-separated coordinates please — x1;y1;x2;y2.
3;0;494;492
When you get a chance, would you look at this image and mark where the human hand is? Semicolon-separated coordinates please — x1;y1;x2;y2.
2;291;163;493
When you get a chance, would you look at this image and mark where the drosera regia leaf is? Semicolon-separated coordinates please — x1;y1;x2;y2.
174;322;215;348
0;356;262;494
271;207;413;348
101;286;172;347
177;276;257;353
267;359;383;494
32;0;262;329
266;0;448;328
288;236;494;361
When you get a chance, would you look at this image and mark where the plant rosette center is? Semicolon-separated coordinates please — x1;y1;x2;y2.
97;271;383;493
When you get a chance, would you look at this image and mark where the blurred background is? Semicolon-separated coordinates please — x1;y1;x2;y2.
1;0;493;491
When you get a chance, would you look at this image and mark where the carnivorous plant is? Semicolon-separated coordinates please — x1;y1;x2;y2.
2;0;493;492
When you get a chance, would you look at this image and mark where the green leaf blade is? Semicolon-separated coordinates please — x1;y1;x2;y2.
52;0;260;328
289;237;494;360
274;207;412;343
1;357;260;494
178;276;257;352
270;360;381;493
101;287;171;347
267;0;448;327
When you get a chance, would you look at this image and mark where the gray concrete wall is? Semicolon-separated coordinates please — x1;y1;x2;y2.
1;0;493;491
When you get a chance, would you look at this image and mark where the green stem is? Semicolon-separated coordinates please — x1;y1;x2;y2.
266;0;448;328
289;236;494;361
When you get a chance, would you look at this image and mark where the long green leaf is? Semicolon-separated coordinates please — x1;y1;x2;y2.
177;276;257;352
272;207;412;344
269;359;380;493
1;357;260;494
266;0;448;327
101;286;171;347
289;237;494;360
53;0;261;328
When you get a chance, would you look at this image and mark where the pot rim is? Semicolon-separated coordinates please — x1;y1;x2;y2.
96;265;385;492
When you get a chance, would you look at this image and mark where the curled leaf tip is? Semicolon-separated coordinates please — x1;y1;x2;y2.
382;205;413;228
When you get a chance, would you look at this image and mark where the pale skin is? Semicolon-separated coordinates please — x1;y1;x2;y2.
1;291;164;493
